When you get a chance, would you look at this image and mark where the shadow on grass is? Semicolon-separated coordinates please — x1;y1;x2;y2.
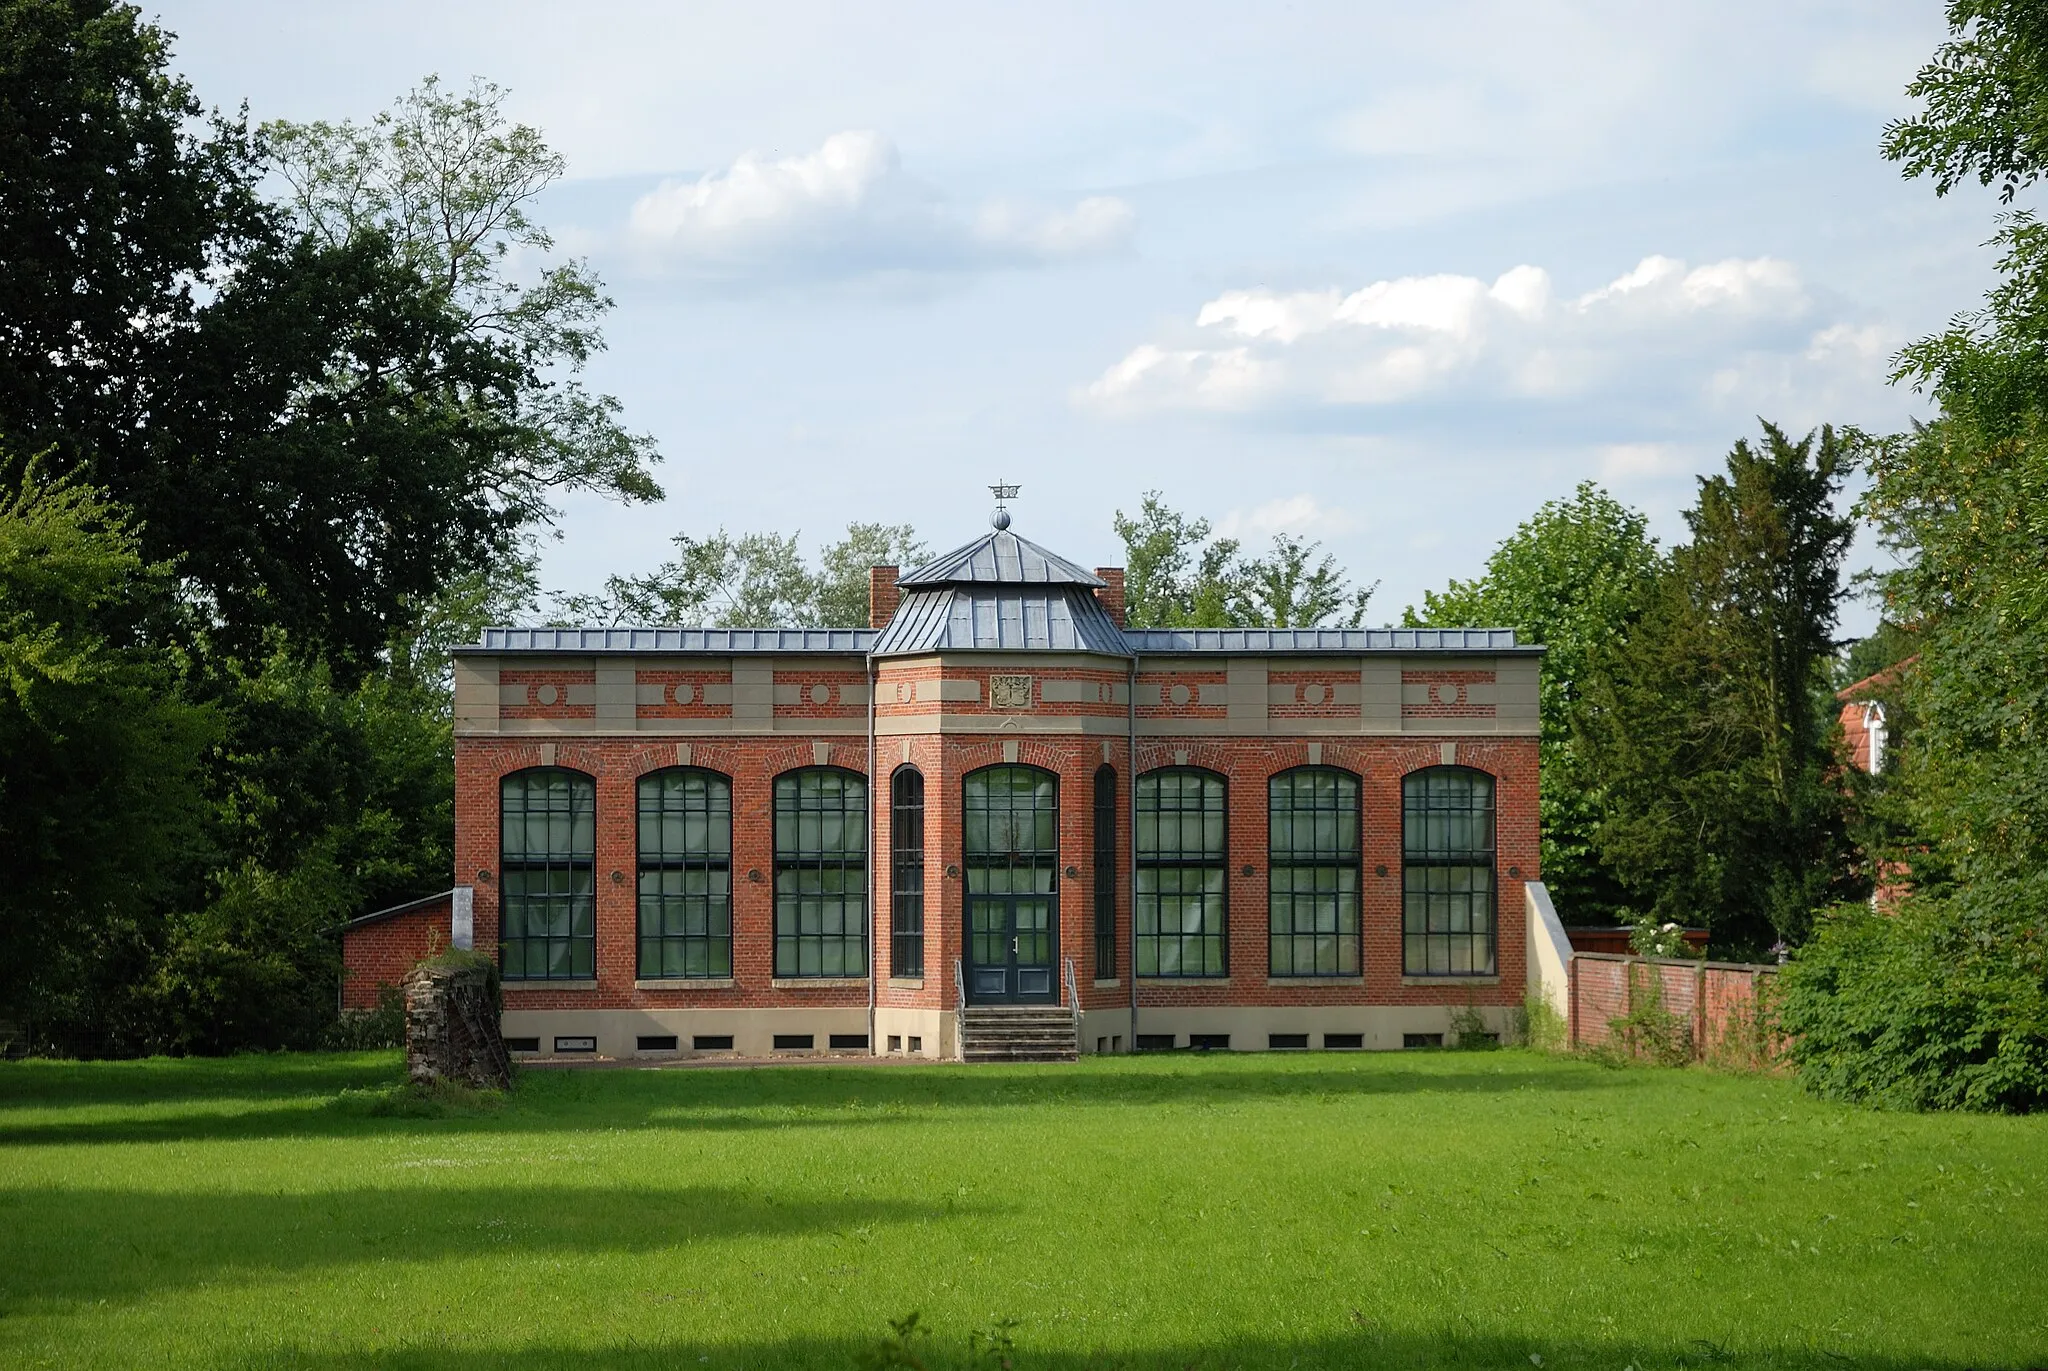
0;1051;1633;1149
0;1183;983;1310
217;1329;2005;1371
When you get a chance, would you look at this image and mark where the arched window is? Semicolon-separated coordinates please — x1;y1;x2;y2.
773;767;868;977
1402;767;1496;976
1269;767;1360;977
1093;764;1118;979
890;767;925;977
637;768;732;979
1136;767;1227;977
500;768;596;980
963;765;1059;1002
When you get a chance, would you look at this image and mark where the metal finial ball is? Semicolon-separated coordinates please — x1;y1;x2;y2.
992;507;1012;530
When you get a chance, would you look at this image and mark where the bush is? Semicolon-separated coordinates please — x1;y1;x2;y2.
1777;885;2048;1112
1604;963;1693;1067
324;983;405;1051
1446;1003;1500;1049
1521;992;1569;1051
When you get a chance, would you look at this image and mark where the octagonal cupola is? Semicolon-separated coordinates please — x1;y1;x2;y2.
871;514;1129;656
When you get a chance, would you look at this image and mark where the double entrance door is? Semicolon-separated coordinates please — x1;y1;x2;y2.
963;765;1060;1005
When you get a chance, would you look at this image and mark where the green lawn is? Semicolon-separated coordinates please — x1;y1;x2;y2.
1;1051;2043;1369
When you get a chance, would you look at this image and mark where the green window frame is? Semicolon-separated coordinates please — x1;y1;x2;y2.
1402;766;1497;976
1093;764;1118;979
774;767;868;978
890;767;925;978
1269;766;1360;977
499;767;596;981
1136;767;1228;977
637;768;733;979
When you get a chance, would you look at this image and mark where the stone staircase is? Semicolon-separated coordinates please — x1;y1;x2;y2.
959;1004;1080;1063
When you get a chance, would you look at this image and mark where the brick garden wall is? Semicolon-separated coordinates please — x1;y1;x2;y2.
1569;952;1781;1064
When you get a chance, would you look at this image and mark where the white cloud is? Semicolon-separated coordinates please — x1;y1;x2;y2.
1083;253;1855;424
1216;494;1358;541
625;130;1133;283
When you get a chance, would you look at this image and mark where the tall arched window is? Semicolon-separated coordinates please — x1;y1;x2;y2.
1402;767;1496;976
500;768;596;980
890;767;925;978
1136;767;1227;977
962;765;1060;1002
1093;764;1118;979
1269;767;1360;977
774;767;868;977
637;768;733;978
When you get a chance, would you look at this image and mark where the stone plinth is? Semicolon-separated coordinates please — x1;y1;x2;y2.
404;959;511;1090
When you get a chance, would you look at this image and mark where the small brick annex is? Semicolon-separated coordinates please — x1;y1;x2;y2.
340;516;1544;1060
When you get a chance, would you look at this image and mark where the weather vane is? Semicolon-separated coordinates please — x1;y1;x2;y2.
989;480;1020;530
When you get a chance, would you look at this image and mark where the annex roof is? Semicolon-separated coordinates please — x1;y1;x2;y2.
1123;627;1535;654
474;627;876;654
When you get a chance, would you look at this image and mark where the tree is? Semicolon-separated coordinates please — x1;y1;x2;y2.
267;76;662;520
1;14;661;668
560;522;928;629
1405;482;1662;922
1774;0;2048;1111
1575;425;1859;954
1881;0;2048;203
1111;493;1373;629
1111;494;1243;628
0;469;215;1033
1236;533;1376;628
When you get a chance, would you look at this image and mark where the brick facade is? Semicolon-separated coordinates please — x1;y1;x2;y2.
346;529;1547;1059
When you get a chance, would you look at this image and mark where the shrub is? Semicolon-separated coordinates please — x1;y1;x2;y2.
1447;1003;1500;1049
1777;885;2048;1112
323;983;405;1051
1605;963;1693;1067
1521;992;1569;1051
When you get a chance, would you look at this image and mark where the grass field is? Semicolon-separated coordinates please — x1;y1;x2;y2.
1;1050;2044;1370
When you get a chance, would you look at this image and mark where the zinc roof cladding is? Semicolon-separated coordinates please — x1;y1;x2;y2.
471;627;877;653
468;622;1534;656
1121;627;1535;653
897;528;1107;588
869;586;1130;655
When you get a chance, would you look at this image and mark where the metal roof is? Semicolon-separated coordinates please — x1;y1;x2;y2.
469;627;876;654
1122;627;1534;654
898;528;1106;588
465;623;1534;656
871;587;1130;655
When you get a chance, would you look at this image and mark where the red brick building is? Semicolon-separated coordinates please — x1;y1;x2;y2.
344;516;1543;1059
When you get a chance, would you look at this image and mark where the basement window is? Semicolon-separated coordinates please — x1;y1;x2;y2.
887;1035;902;1053
828;1033;869;1050
1135;1033;1177;1051
503;1037;540;1053
907;1035;922;1053
773;1033;815;1051
1403;1032;1444;1050
1324;1033;1364;1050
1188;1033;1230;1051
693;1034;734;1051
554;1035;597;1054
1268;1033;1309;1050
636;1035;679;1052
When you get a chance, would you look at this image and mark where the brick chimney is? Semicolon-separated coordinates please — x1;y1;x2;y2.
868;565;900;629
1094;567;1126;627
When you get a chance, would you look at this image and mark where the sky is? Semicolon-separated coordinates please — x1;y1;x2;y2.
155;0;2003;635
